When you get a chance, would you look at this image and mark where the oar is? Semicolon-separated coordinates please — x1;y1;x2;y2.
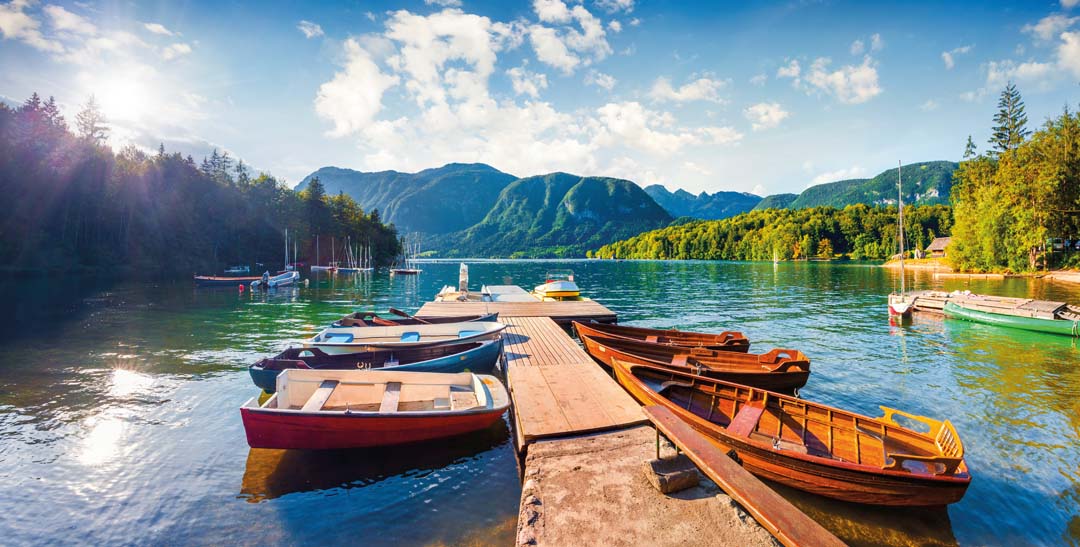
389;307;430;324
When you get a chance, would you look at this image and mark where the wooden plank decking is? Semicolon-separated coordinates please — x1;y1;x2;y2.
502;316;646;449
416;299;617;326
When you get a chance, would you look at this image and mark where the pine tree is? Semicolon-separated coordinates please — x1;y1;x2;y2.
42;96;65;130
988;82;1030;155
235;160;250;185
75;95;109;144
20;92;42;113
157;143;166;158
963;135;977;159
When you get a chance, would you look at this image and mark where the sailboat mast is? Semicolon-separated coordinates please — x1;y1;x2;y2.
316;235;319;266
898;160;905;295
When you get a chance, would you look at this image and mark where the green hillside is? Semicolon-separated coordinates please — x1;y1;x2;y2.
643;185;761;219
789;161;957;209
437;173;672;257
752;193;798;210
299;163;517;234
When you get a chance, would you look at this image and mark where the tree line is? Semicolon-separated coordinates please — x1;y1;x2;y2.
589;203;951;261
0;92;400;276
949;83;1080;272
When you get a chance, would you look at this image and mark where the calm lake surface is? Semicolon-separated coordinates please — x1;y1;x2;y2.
2;260;1079;546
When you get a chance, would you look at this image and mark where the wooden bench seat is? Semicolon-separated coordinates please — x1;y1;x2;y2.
379;382;402;413
301;380;339;411
726;402;766;437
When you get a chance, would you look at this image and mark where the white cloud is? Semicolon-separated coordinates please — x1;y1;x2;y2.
585;69;616;90
596;0;634;13
1057;31;1080;77
1065;0;1080;8
507;65;548;98
528;1;611;73
752;184;766;196
628;17;640;26
798;56;882;104
425;0;463;6
683;161;711;176
749;73;766;86
850;39;864;55
649;76;727;103
941;45;972;69
608;20;621;33
161;42;192;61
1023;14;1078;42
0;0;63;52
699;126;743;145
811;166;866;186
297;20;324;39
595;101;705;155
143;22;175;36
870;33;884;51
776;59;800;79
365;11;377;22
743;102;789;131
986;59;1056;91
44;5;95;35
315;38;400;137
920;99;939;111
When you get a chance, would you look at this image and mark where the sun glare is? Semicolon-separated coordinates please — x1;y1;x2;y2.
83;70;156;123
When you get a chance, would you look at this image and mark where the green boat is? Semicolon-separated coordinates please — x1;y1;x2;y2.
944;300;1080;337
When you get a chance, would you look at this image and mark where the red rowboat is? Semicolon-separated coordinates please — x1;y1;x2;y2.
241;369;510;449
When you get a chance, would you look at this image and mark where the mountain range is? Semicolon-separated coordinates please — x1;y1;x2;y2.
298;160;958;257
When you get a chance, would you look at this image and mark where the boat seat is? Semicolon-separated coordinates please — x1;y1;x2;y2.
458;330;482;338
379;382;402;413
670;354;688;368
451;391;479;410
301;380;339;412
400;332;421;342
726;402;766;437
323;332;354;343
645;335;659;343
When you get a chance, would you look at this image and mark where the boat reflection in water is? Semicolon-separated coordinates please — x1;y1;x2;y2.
767;479;959;547
239;416;511;503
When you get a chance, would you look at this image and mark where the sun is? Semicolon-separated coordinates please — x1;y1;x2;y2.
80;67;158;123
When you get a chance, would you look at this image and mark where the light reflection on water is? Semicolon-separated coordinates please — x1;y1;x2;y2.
0;260;1078;546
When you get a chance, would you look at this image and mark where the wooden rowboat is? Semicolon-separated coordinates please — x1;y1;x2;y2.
248;340;503;393
305;321;506;354
944;300;1080;337
334;311;498;328
241;369;510;449
579;330;809;393
574;320;750;352
611;357;971;506
194;274;262;287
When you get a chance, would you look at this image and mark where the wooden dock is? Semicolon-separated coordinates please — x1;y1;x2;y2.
416;299;617;326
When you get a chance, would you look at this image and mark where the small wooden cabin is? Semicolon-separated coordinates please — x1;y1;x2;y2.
926;237;951;258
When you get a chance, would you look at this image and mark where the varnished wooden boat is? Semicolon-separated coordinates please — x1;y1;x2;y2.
611;357;971;506
334;311;498;328
578;330;809;392
248;340;502;393
241;369;510;449
194;274;262;287
574;320;750;352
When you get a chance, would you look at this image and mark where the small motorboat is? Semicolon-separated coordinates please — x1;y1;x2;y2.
248;340;503;393
579;331;809;393
334;309;498;328
944;299;1080;337
574;320;750;352
610;358;971;506
305;321;506;354
241;369;510;449
533;269;580;300
251;270;300;289
194;274;262;287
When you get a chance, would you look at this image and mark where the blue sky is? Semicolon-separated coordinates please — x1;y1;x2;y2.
2;0;1078;196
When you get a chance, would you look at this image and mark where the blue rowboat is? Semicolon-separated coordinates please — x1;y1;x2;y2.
248;338;503;393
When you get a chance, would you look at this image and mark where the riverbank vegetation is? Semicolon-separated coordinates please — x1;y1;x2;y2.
949;84;1080;272
0;92;399;276
590;204;951;261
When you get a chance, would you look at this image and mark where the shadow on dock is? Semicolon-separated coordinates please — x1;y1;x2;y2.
238;418;511;502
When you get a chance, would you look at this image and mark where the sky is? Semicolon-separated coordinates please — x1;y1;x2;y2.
1;0;1079;196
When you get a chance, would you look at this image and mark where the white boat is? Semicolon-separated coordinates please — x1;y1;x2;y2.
533;270;580;300
252;270;300;289
225;265;250;274
304;321;506;354
888;161;913;319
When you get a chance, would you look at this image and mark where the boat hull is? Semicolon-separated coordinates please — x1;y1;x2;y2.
944;301;1078;337
574;320;750;352
194;275;261;287
580;333;808;392
241;406;507;449
611;361;970;506
334;312;498;328
248;340;503;392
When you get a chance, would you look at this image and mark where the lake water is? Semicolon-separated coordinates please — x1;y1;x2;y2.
1;260;1079;546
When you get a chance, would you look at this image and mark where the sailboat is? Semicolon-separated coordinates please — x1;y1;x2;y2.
311;235;337;272
359;241;374;272
391;234;422;275
888;161;913;319
252;228;300;289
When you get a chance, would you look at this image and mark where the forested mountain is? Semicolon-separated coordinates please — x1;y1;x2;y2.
752;193;798;210
0;92;399;275
299;163;517;234
591;204;952;261
788;161;957;209
643;185;761;219
435;173;672;257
